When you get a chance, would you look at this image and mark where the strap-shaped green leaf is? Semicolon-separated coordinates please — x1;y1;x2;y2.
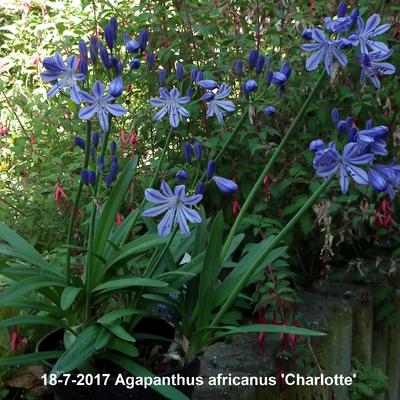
51;325;100;377
91;157;138;282
99;353;190;400
60;287;82;311
0;224;50;269
0;276;66;306
104;324;135;342
0;315;66;328
0;351;64;367
93;278;168;293
109;338;139;357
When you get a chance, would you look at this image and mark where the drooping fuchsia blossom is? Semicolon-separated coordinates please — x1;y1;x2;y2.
54;180;68;209
10;327;27;353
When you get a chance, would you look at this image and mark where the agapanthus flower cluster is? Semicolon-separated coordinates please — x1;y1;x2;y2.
311;108;400;198
301;2;395;88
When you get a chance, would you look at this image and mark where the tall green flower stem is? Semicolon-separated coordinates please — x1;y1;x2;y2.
85;120;112;320
210;177;332;329
65;121;92;285
220;70;327;260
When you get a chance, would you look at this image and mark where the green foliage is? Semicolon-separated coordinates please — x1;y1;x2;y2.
349;359;389;400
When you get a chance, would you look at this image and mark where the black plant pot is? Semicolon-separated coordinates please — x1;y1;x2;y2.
36;320;200;400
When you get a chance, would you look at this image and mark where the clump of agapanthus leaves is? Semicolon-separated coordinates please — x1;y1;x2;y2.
142;140;238;237
301;1;395;88
310;107;400;199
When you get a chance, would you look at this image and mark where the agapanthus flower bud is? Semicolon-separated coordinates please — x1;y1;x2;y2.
79;59;88;76
80;168;90;185
235;59;243;75
112;57;123;75
90;35;99;64
109;17;118;39
337;1;347;18
104;24;115;50
176;62;184;82
99;42;112;69
207;160;216;179
337;120;347;134
194;141;202;160
110;140;117;155
365;119;374;129
185;87;193;98
127;39;140;53
79;40;87;60
110;162;119;179
346;117;353;131
309;139;324;153
256;54;265;74
183;143;193;162
281;61;291;79
212;176;238;193
111;155;118;165
265;71;273;86
176;170;188;181
130;58;140;70
158;69;166;84
147;52;155;70
202;92;215;102
273;71;288;86
348;8;359;30
241;82;249;98
97;155;105;172
89;170;97;186
109;76;123;97
348;127;358;142
197;80;218;90
105;174;113;188
190;68;198;82
75;136;85;150
90;145;95;160
195;70;203;82
263;106;276;116
92;132;100;148
331;107;340;124
245;79;258;92
196;182;206;195
248;50;258;70
301;28;313;40
139;29;149;51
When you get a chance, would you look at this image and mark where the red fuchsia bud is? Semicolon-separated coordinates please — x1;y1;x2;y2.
128;130;140;146
120;128;126;144
115;213;124;225
65;113;72;120
384;213;393;229
384;111;389;117
232;199;240;216
30;133;36;145
10;327;27;353
381;198;389;213
33;54;40;66
127;83;132;93
263;175;271;193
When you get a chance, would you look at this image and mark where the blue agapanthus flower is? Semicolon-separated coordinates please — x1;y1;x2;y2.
358;51;395;89
312;141;373;193
78;81;127;132
353;125;389;156
349;14;391;54
142;181;202;237
41;52;86;104
150;87;190;128
301;28;348;75
368;162;400;199
202;83;235;124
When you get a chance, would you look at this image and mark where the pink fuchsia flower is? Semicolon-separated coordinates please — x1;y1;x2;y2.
10;327;27;353
54;180;68;209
